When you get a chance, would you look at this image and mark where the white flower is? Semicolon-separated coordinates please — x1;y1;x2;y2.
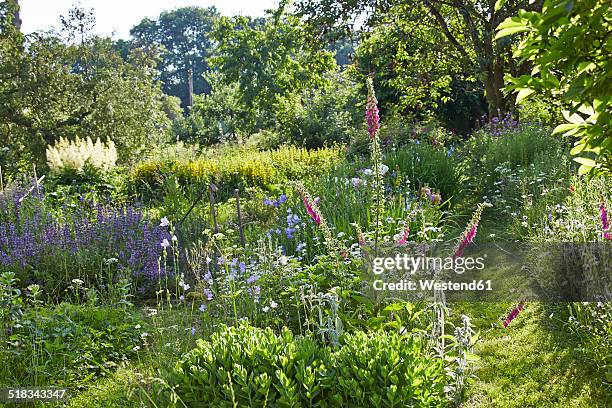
362;168;373;176
172;235;178;242
71;279;84;285
160;217;170;227
199;304;207;312
270;300;278;309
161;238;170;248
379;164;389;175
262;306;270;312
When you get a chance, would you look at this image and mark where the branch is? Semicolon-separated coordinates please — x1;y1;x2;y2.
422;0;469;59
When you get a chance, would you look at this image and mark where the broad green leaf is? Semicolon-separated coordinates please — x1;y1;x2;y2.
552;123;580;135
495;0;507;12
562;110;585;124
495;26;529;40
515;88;535;103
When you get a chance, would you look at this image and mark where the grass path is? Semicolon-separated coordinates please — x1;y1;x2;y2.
456;302;610;407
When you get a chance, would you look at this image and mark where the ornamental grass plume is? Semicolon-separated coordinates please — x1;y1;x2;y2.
46;136;117;174
453;202;491;259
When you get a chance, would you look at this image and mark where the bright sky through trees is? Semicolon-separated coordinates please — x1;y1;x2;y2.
20;0;278;39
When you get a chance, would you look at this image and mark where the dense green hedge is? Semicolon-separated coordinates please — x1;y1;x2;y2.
172;322;447;407
129;146;343;202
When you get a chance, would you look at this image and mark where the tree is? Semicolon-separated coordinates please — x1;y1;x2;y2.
211;11;336;133
130;7;220;109
0;4;170;173
292;0;543;115
497;0;611;174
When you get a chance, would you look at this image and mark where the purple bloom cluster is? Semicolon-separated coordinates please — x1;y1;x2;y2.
263;194;288;208
0;193;173;280
480;112;518;137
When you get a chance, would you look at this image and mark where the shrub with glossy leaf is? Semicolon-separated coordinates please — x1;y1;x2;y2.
171;322;447;407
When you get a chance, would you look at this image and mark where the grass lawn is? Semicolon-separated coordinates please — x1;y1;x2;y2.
459;302;611;407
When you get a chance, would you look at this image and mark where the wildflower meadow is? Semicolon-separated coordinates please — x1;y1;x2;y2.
0;0;610;407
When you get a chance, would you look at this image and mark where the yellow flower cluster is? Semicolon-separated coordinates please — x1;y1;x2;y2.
131;145;341;196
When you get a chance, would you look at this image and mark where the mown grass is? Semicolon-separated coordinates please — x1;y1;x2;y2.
459;302;611;407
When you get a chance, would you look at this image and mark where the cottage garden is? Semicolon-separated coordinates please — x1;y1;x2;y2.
1;0;611;407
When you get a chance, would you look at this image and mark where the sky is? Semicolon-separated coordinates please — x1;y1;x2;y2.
20;0;279;39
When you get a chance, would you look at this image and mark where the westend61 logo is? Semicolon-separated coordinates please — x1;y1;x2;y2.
371;255;492;292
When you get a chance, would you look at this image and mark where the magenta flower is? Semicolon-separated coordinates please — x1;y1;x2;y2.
302;195;321;226
453;203;489;259
365;78;380;139
502;303;524;328
600;203;611;240
395;225;410;245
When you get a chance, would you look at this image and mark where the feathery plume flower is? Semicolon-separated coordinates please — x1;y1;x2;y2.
366;77;380;139
453;202;491;259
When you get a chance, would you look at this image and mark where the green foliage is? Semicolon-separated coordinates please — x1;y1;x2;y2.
0;4;170;174
129;6;220;108
276;72;362;148
0;291;145;387
497;0;611;174
385;143;462;204
461;124;568;191
186;72;253;144
352;2;464;115
171;321;447;407
129;145;343;203
211;11;336;133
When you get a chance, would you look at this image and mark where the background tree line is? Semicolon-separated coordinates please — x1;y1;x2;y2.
0;0;608;176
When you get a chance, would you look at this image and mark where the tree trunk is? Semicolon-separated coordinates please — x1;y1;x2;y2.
12;0;21;31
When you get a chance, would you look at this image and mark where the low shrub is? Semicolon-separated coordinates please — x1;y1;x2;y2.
171;321;447;407
0;295;146;387
129;145;343;203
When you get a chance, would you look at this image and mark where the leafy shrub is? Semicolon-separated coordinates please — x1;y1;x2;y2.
0;298;145;387
171;321;447;407
276;73;362;149
385;143;462;204
129;145;343;203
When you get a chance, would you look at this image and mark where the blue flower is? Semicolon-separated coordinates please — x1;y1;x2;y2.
285;227;296;239
279;194;288;204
